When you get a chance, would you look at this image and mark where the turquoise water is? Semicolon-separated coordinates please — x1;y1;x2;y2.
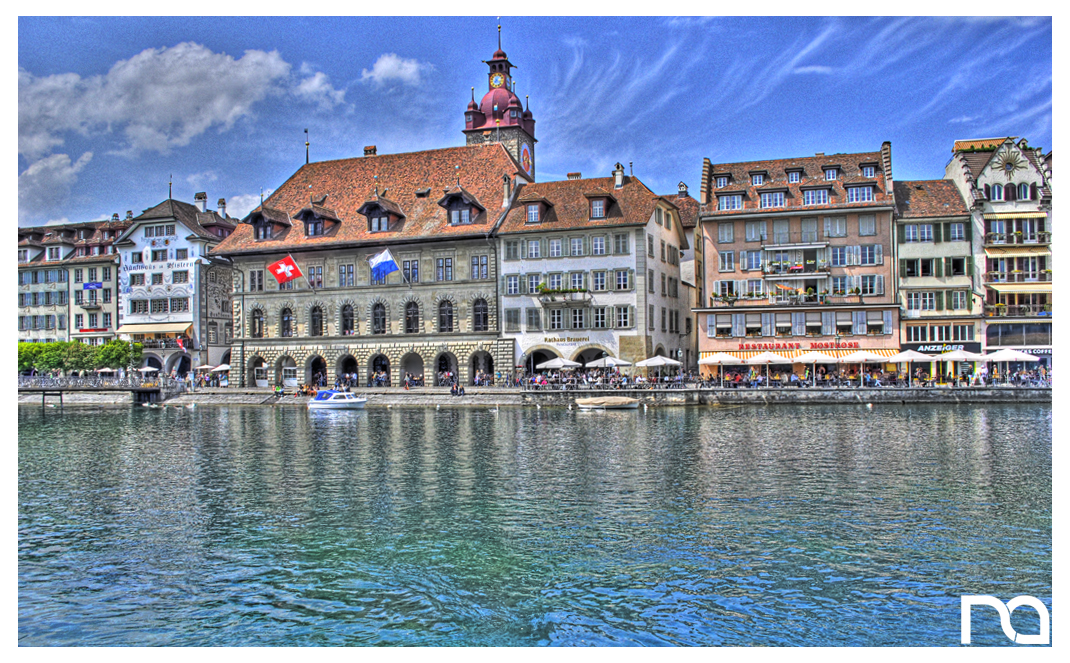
18;404;1051;646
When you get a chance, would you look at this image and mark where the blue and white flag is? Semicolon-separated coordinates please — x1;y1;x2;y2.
369;248;400;282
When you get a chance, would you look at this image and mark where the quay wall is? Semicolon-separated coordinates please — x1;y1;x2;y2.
20;386;1051;408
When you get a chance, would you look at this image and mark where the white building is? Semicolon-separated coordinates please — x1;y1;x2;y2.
497;165;690;372
113;194;236;374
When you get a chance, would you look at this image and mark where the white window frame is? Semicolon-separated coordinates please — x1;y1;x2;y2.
862;166;875;178
950;223;965;241
718;223;734;243
549;238;562;258
527;205;540;223
825;169;838;181
760;192;785;208
847;186;874;203
719;251;734;272
591;236;606;255
788;171;800;183
718;195;742;211
715;176;728;188
804;189;829;205
506;276;519;295
751;174;764;186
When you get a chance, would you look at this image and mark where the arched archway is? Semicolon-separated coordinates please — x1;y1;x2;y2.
469;350;494;384
248;356;268;387
654;345;667;357
368;354;390;386
337;354;358;384
276;356;298;386
573;347;610;368
220;350;231;366
434;352;458;385
401;352;424;384
525;347;560;373
165;353;191;377
143;354;163;371
307;355;327;386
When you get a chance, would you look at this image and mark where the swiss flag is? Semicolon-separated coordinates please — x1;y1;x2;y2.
268;255;302;284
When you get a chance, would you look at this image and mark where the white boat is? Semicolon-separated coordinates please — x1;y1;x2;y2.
574;396;640;410
307;390;368;410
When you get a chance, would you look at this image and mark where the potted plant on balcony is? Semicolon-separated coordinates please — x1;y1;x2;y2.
993;303;1007;316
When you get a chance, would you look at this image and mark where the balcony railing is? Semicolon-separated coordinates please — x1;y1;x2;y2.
760;231;825;247
137;339;187;349
984;231;1052;246
984;304;1052;318
984;271;1052;284
79;300;102;310
537;290;592;308
763;262;830;276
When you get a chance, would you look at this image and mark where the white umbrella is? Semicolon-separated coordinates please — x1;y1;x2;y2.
634;355;682;367
585;356;632;368
96;367;116;373
982;349;1039;362
839;350;888;363
211;364;231;372
536;357;581;370
138;366;159;373
194;364;215;371
698;352;744;387
794;351;839;386
743;351;789;386
886;349;934;363
930;349;986;362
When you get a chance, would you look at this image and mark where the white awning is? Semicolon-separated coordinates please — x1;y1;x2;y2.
982;212;1048;219
116;322;192;335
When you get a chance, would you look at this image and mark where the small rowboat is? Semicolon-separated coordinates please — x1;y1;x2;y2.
307;390;368;410
574;396;640;410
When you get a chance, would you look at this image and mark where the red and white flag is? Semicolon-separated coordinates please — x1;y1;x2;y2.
176;337;185;352
268;255;303;285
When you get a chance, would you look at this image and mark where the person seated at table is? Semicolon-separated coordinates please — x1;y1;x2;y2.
790;372;800;387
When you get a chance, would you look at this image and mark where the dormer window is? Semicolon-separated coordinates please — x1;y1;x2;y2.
752;174;764;186
254;221;272;240
19;249;28;263
450;208;472;225
47;247;60;261
527;204;540;223
862;166;875;178
306;219;324;237
716;176;728;188
592;199;606;219
370;216;389;232
825;169;838;181
788;171;801;183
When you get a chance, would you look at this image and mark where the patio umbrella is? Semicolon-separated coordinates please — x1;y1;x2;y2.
839;350;888;387
794;351;839;385
885;349;934;363
194;364;215;371
744;351;786;385
929;350;986;382
536;357;581;370
211;364;232;372
96;367;116;373
585;356;632;368
981;348;1038;384
634;355;683;367
698;352;744;387
138;366;159;373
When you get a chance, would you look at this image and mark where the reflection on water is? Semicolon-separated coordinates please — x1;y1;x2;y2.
19;404;1051;646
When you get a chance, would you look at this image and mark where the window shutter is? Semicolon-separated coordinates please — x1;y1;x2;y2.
823;217;831;237
964;221;973;242
932;223;942;243
1030;183;1037;200
875;244;883;264
853;311;866;335
732;313;745;337
761;313;775;337
876;274;884;295
1006;183;1016;201
822;311;835;336
935;259;943;278
935;291;944;311
628;269;635;290
739;250;747;270
965;290;973;313
899;259;908;279
792;312;805;336
897;224;906;244
966;256;974;285
706;314;715;337
883;310;893;334
983;184;991;199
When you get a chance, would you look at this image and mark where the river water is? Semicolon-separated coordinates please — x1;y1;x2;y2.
18;403;1051;646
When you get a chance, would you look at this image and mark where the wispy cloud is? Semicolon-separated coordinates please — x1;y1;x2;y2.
19;152;93;224
295;63;346;109
793;65;834;75
360;53;434;87
226;190;274;220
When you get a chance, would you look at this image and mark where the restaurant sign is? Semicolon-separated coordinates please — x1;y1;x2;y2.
738;341;863;350
903;342;982;354
543;336;590;347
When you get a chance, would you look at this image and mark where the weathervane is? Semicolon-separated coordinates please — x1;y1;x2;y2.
305;128;310;165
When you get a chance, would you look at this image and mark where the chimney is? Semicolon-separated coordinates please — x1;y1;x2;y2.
364;145;377;156
567;172;582;180
217;198;227;218
678;182;689;198
111;213;120;222
815;152;825;157
194;192;207;213
502;174;511;207
125;210;133;220
612;162;625;189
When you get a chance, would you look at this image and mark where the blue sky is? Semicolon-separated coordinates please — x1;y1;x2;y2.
18;15;1052;226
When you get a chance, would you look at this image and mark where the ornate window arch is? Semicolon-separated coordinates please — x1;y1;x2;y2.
310;306;324;336
251;309;265;338
438;300;454;333
472;298;488;332
372;302;387;334
405;301;420;334
991;183;1004;201
280;308;293;337
341;304;355;335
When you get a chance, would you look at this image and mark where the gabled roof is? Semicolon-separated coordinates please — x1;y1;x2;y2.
669;191;700;229
212;143;523;256
953;137;1011;152
893;180;970;219
699;147;893;217
499;175;678;240
120;198;234;243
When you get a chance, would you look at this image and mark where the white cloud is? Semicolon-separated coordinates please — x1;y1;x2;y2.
18;42;292;160
186;170;219;188
18;152;93;224
294;70;346;109
793;65;834;74
360;53;433;87
225;191;274;221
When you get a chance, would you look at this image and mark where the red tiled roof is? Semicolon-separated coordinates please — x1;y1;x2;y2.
953;137;1011;152
498;175;661;234
699;150;893;217
893;180;970;218
671;193;700;228
128;199;233;242
211;144;523;256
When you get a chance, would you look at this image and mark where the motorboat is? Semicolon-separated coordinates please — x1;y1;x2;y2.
307;390;368;410
574;396;640;410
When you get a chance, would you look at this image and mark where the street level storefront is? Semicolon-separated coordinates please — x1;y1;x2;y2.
900;341;983;380
699;347;901;378
985;321;1052;368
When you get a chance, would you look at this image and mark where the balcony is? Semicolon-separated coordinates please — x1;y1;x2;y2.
79;300;102;310
984;304;1052;318
760;231;826;248
137;339;188;349
536;289;592;308
763;262;830;278
984;271;1052;284
984;231;1052;246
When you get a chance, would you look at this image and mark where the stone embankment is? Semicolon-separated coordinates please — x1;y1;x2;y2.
21;386;1051;407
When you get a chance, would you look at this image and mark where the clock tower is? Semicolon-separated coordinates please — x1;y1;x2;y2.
463;26;537;180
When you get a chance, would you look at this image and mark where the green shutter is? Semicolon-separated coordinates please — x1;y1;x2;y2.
935;291;944;310
900;259;908;278
897;224;906;244
964;221;973;242
943;223;951;243
932;223;942;243
936;258;944;278
965;290;973;313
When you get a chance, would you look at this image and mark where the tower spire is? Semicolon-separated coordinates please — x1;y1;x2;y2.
497;17;501;50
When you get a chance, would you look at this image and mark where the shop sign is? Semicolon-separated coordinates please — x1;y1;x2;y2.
905;342;982;354
736;341;864;350
1006;347;1051;355
543;336;590;346
77;328;109;333
82;282;102;290
808;341;860;349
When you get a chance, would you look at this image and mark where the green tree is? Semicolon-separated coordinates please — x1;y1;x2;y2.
34;342;72;373
94;340;143;370
66;341;97;373
18;343;42;373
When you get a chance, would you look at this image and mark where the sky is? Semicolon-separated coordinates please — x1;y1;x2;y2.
17;15;1053;227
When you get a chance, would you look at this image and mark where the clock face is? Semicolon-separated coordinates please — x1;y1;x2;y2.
520;143;532;176
490;73;505;88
